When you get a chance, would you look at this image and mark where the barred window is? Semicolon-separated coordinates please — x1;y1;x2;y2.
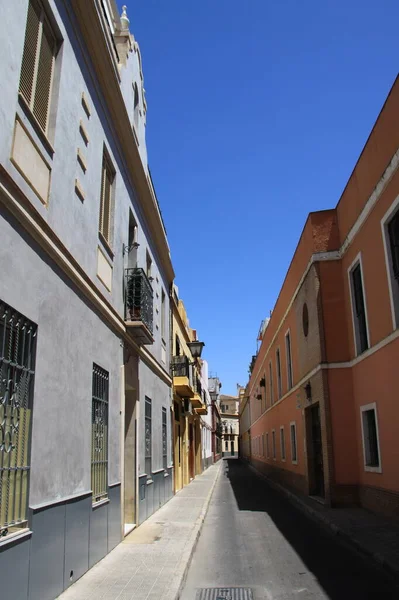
145;397;152;476
19;0;57;134
91;364;109;503
0;301;37;537
99;152;115;246
162;407;167;470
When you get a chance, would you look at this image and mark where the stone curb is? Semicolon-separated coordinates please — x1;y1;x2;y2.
248;463;399;582
164;461;222;600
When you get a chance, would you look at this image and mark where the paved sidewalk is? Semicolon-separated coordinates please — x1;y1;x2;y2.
249;463;399;580
57;462;221;600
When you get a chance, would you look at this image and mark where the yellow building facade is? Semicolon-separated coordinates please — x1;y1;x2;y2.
171;287;207;492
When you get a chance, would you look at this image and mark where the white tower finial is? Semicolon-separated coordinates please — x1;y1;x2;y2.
120;5;130;31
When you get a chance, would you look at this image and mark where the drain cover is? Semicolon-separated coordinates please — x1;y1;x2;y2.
196;589;253;600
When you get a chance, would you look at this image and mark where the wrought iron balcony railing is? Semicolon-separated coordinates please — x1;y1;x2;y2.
125;268;153;334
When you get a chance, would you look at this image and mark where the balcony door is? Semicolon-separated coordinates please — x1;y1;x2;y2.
127;213;138;269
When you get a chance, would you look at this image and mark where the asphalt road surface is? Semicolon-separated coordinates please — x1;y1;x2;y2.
180;459;399;600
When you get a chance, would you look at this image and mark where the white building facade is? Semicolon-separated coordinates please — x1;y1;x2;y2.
0;2;174;599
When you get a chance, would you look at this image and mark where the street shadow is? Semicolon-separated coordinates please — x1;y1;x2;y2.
223;459;399;600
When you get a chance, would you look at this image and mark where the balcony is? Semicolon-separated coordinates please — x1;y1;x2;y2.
125;268;154;345
191;376;203;409
171;356;194;398
195;403;208;415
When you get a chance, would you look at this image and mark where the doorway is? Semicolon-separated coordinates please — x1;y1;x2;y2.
174;401;183;492
230;440;235;456
309;404;324;498
189;423;195;480
124;388;136;535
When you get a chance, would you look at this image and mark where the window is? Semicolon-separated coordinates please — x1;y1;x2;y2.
262;433;265;457
360;404;381;472
145;397;152;476
175;334;181;356
162;407;167;470
349;259;369;355
225;440;228;451
290;422;297;464
0;301;37;537
382;203;399;329
133;82;139;129
99;151;115;246
266;432;270;458
302;303;309;337
91;364;109;503
285;331;293;389
161;289;166;340
19;0;58;134
269;362;273;405
280;427;286;461
272;430;276;459
276;349;282;399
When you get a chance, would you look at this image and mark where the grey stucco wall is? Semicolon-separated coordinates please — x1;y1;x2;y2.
138;360;173;477
1;205;122;504
0;0;171;364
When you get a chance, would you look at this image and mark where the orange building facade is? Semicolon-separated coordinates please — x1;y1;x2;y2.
240;77;399;519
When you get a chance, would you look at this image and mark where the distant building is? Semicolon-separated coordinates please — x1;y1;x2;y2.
171;285;207;491
241;77;399;519
220;395;240;457
208;376;223;461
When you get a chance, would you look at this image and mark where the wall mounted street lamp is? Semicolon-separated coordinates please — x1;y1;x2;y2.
187;340;205;361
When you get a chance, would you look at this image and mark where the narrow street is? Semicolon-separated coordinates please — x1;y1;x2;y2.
180;460;399;600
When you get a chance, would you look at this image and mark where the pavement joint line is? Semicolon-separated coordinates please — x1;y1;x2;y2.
247;461;399;583
167;461;223;600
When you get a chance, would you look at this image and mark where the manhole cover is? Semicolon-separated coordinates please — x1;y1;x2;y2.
196;588;253;600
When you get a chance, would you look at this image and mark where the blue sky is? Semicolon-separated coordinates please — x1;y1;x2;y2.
126;1;398;395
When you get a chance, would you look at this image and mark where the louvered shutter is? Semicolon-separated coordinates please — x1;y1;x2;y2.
99;157;113;243
99;160;107;236
33;16;55;132
19;0;41;106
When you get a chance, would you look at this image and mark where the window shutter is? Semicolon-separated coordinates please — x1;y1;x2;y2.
99;157;112;243
33;17;55;132
99;161;106;236
388;212;399;280
19;0;41;106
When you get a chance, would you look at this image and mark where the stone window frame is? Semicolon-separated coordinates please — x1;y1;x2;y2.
290;421;298;465
272;429;276;460
347;252;370;357
360;403;382;474
276;347;282;399
280;425;286;462
269;360;273;405
285;328;293;390
381;193;399;330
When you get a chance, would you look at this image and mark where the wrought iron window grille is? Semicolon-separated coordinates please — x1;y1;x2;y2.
0;301;37;537
91;364;109;504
